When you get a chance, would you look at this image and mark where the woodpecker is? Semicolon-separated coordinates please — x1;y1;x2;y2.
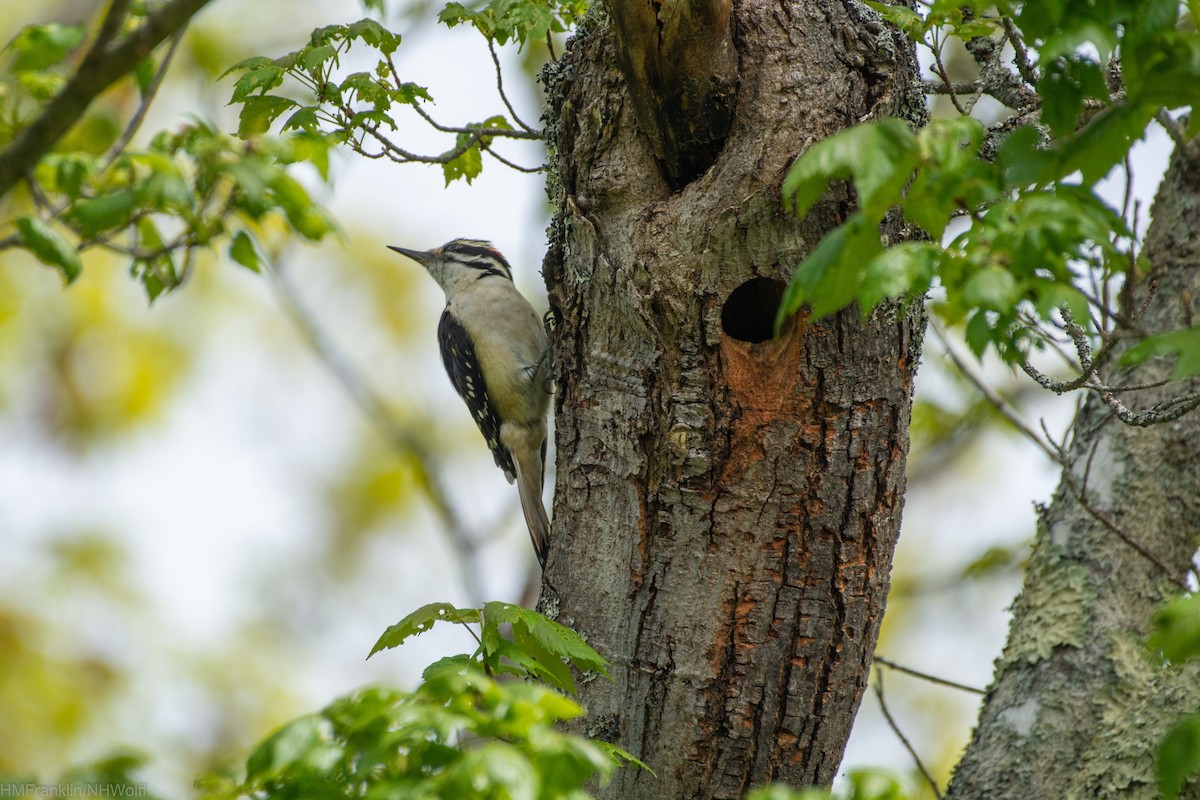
388;239;552;566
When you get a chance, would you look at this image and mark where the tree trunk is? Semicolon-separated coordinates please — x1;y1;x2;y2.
946;142;1200;799
538;2;923;796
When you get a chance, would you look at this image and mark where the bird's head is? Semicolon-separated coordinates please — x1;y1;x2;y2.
388;238;513;294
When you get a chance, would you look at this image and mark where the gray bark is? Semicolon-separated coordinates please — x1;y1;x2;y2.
946;141;1200;798
538;1;924;797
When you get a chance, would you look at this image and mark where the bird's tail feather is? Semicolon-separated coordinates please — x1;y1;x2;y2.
512;445;550;567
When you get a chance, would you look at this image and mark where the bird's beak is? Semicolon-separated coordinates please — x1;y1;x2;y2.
387;245;432;265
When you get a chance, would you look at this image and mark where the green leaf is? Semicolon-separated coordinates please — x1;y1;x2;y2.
483;601;610;677
904;116;993;238
864;2;926;41
1122;327;1200;380
229;231;260;271
6;23;86;71
1160;713;1200;800
340;71;391;110
440;745;538;800
302;43;338;73
229;63;285;103
1149;593;1200;662
782;118;918;222
369;602;481;657
961;267;1018;312
346;18;402;54
394;82;433;104
1058;101;1156;186
443;137;484;186
776;214;882;330
237;95;298;138
860;242;939;308
66;191;139;237
955;17;1001;40
281;106;320;132
997;126;1054;187
245;715;328;780
140;170;193;213
15;216;81;283
964;310;993;357
265;170;335;240
219;55;273;80
1039;57;1108;137
133;56;157;96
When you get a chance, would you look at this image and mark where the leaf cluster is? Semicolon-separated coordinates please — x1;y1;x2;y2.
0;22;88;141
370;601;609;694
779;116;1124;362
199;602;642;800
780;0;1200;370
221;13;544;186
438;0;587;49
11;121;336;299
1;17;339;300
1149;594;1200;799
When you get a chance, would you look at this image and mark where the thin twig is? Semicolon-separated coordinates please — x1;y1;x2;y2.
930;319;1060;463
1156;108;1189;149
488;38;538;134
921;79;979;95
930;33;967;115
481;142;542;173
874;669;944;800
873;656;986;695
1060;469;1192;591
408;102;540;140
1002;17;1038;86
103;29;185;168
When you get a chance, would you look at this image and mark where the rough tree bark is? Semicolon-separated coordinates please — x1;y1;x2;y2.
946;141;1200;799
538;1;924;796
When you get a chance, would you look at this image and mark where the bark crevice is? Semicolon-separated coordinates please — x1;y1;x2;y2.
539;2;924;795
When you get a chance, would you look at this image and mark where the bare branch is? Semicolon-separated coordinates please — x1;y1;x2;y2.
481;142;542;173
103;29;186;168
873;655;986;695
1156;108;1189;149
930;319;1061;463
921;79;982;96
488;38;539;134
1002;17;1038;86
874;669;944;800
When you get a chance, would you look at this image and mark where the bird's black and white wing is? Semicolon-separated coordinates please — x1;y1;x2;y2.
437;308;516;480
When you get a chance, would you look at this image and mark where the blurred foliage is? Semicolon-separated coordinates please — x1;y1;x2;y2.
1150;593;1200;798
0;608;123;774
1;9;339;301
747;769;915;800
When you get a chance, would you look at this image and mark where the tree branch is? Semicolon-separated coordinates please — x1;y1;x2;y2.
874;669;944;800
0;0;215;201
